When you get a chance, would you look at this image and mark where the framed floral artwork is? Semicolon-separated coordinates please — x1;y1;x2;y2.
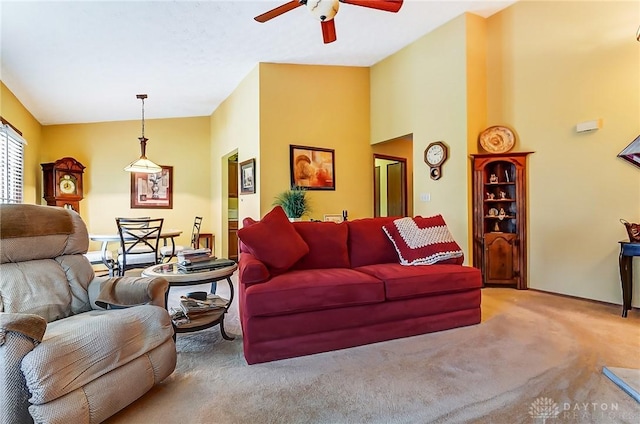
290;145;335;190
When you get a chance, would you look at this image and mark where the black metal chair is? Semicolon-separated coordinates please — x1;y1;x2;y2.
160;216;203;261
116;217;164;275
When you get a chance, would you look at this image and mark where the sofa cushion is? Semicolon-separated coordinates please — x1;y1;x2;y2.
243;268;384;317
347;217;399;268
382;215;463;265
21;305;174;404
237;206;310;273
355;263;482;300
290;221;350;270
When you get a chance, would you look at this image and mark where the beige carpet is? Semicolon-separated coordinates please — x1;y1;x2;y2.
105;276;640;424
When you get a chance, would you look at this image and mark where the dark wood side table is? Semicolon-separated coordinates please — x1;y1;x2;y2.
197;233;214;251
618;241;640;317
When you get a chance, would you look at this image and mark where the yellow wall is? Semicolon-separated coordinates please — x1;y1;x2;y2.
210;65;260;258
258;63;371;220
486;0;640;305
0;82;43;205
371;2;639;305
371;14;478;260
40;116;211;252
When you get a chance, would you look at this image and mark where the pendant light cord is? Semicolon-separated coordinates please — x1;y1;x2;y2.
136;94;148;140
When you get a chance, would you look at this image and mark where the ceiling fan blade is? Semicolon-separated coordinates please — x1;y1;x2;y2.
254;1;303;23
340;0;403;13
321;20;337;44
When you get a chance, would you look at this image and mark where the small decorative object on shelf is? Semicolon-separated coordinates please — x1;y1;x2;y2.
489;174;498;183
488;208;499;217
487;192;495;200
500;191;507;199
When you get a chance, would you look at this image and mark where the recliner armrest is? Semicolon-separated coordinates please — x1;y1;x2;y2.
89;276;169;309
0;313;47;344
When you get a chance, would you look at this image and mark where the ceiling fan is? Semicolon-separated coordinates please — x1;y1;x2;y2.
254;0;404;44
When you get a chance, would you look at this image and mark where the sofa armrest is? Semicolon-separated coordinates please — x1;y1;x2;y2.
0;313;47;344
238;252;270;286
88;276;169;309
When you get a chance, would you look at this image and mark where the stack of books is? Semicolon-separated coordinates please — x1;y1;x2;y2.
177;248;213;265
177;257;236;273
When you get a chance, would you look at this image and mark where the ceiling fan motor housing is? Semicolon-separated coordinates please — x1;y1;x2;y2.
308;0;339;21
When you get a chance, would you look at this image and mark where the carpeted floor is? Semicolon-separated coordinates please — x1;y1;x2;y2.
105;275;640;424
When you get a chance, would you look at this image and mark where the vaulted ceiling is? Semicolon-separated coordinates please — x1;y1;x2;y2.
1;0;514;125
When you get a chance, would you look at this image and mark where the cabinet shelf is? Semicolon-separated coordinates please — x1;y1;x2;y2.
472;152;532;290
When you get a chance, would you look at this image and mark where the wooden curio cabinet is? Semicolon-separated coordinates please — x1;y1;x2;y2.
471;152;532;289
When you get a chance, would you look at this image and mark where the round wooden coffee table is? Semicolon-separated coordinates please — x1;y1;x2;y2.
142;261;238;339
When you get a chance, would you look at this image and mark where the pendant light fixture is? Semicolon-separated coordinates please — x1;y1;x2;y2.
124;94;162;173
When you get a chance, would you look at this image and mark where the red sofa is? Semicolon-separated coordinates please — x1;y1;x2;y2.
238;213;482;365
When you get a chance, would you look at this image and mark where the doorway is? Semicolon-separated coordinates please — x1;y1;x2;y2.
374;155;407;217
372;134;413;217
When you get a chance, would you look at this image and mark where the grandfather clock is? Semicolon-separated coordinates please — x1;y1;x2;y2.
41;157;85;213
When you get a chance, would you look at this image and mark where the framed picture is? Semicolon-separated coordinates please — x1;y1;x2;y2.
130;165;173;209
240;158;256;194
290;145;335;190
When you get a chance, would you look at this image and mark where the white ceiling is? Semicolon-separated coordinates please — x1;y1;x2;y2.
1;0;515;125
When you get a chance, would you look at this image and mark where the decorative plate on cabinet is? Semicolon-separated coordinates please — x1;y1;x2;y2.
479;126;515;154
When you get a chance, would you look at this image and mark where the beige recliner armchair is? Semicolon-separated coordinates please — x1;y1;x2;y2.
0;204;177;424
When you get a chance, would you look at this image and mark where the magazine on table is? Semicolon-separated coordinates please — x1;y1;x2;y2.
179;294;228;317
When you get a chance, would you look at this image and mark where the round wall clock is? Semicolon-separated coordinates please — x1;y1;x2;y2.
479;126;515;154
424;141;449;180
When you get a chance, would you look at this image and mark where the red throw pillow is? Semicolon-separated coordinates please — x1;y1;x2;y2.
382;215;463;265
237;206;310;273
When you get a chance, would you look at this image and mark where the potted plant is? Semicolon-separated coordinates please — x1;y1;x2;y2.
273;186;311;221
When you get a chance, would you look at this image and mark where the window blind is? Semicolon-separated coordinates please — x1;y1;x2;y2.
0;123;27;204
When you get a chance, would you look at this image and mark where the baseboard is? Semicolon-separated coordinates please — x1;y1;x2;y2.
527;288;638;312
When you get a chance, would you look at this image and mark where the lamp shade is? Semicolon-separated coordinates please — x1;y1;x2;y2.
124;158;162;173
